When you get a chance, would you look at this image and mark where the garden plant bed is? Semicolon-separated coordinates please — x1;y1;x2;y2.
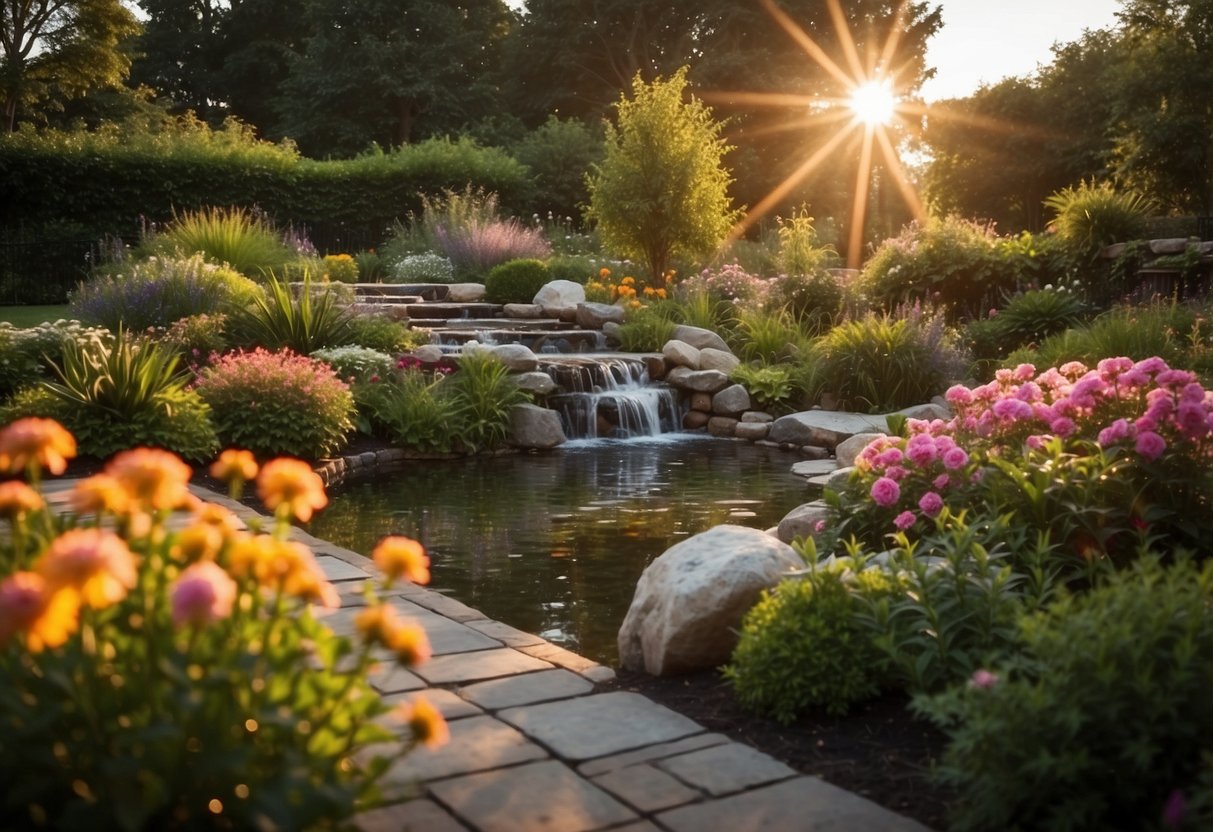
607;668;953;830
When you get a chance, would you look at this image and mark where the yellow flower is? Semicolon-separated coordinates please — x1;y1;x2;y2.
0;571;80;653
171;523;225;563
387;623;431;665
257;459;327;522
373;536;430;586
210;449;258;487
0;480;43;519
107;448;192;512
36;528;139;610
0;418;76;476
396;696;448;749
280;547;339;609
69;473;130;516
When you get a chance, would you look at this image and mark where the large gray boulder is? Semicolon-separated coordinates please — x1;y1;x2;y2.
576;302;626;329
509;404;566;449
671;324;731;354
490;343;539;373
776;502;831;544
682;369;730;393
534;280;586;320
699;348;740;374
712;384;752;416
618;525;803;675
514;371;557;396
835;432;886;468
662;339;701;370
769;411;887;448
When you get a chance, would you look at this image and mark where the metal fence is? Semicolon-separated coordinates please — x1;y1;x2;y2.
0;237;127;305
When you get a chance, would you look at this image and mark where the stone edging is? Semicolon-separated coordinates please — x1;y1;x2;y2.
314;446;518;488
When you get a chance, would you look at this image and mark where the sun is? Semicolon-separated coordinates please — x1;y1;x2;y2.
849;79;897;127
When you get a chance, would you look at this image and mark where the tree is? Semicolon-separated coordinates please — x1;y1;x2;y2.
1;0;139;130
586;68;739;280
511;116;604;219
128;0;225;122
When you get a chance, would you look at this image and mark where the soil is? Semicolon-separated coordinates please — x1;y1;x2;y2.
604;668;954;830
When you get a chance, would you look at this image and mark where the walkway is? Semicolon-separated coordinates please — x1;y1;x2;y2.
42;479;931;832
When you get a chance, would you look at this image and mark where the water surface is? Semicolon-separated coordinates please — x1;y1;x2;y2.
307;436;809;664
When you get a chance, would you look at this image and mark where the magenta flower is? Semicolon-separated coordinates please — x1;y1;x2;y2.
870;476;901;507
1135;430;1167;460
942;447;969;470
933;473;951;490
1098;418;1132;447
1049;417;1077;437
893;510;916;531
918;491;944;517
945;385;973;406
992;398;1033;421
171;561;238;629
968;669;1000;689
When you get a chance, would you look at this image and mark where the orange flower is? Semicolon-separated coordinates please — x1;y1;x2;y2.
0;418;76;476
387;623;431;665
0;480;43;519
36;528;139;610
0;571;79;652
655;288;667;299
396;696;448;749
171;561;238;628
621;276;635;286
354;603;400;647
279;547;339;609
373;536;430;586
257;459;327;522
210;449;258;486
192;503;243;540
598;267;611;278
171;523;225;563
107;448;192;512
69;473;130;516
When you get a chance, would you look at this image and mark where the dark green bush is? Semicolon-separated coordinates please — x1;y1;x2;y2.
510;116;604;221
766;269;843;333
484;259;551;304
915;556;1213;832
967;289;1090;375
545;255;596;284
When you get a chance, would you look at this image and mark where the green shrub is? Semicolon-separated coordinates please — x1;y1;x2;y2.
160;313;230;365
342;315;427;354
321;253;360;283
0;320;109;401
731;306;808;363
545;254;596;284
445;350;529;451
915;556;1213;832
967;289;1090;373
617;303;677;352
355;370;458;452
484;259;551;304
388;253;455;284
194;348;355;459
311;345;395;383
143;206;297;278
725;566;893;722
232;275;351;354
766;269;843;333
354;249;387;282
730;363;797;413
512;116;604;221
1043;180;1153;252
774;206;838;276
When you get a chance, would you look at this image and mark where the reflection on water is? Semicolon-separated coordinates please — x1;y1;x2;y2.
307;436;809;664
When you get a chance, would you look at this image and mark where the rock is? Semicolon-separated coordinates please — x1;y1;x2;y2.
490;344;539;373
576;302;626;329
835;432;885;467
800;445;831;460
769;411;888;448
1150;238;1193;255
712;384;751;416
601;321;623;346
683;410;710;430
776;502;831;544
665;366;694;388
898;403;951;422
671;324;732;354
741;411;774;423
447;282;486;302
617;525;804;674
514;371;557;396
734;421;770;441
791;459;836;478
503;303;543;319
534;280;586;319
509;404;566;449
827;466;856;490
707;416;739;437
662;339;702;370
699;348;740;374
690;392;713;412
683;369;730;393
642;355;666;380
412;345;446;364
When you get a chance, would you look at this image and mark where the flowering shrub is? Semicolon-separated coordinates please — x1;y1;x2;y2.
765;269;843;332
585;267;669;307
388;252;456;284
311;345;395;384
322;253;360;283
195;348;355;459
0;423;444;829
429;218;551;278
675;262;767;306
0;320;109;400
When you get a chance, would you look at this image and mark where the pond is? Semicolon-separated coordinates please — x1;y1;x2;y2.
306;436;811;665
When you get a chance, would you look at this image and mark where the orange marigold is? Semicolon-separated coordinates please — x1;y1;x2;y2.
171;523;225;563
210;449;258;486
0;418;76;476
257;459;327;522
69;473;130;516
0;571;79;652
36;528;139;610
396;696;449;749
354;603;400;647
107;448;192;512
372;536;430;586
0;480;44;519
387;622;431;665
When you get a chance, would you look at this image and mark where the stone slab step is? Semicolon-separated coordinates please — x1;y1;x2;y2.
354;282;450;301
436;318;566;331
352;294;422;305
405;302;504;320
432;329;607;352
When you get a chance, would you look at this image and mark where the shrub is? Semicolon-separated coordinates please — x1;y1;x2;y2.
143;206;297;278
421;188;550;278
766;269;844;333
545;254;597;284
160;313;230;366
311;345;395;383
730;363;797;413
484;259;551;304
194;348;355;458
1044;180;1154;252
356;368;459;452
966;288;1090;374
725;566;893;722
0;321;109;401
354;249;387;282
69;254;262;332
914;556;1213;832
322;253;359;283
617;303;677;352
731;306;809;363
676;262;768;306
445;350;529;451
0;428;442;829
342;315;428;354
388;253;456;284
774;206;838;276
232;275;352;354
511;116;604;221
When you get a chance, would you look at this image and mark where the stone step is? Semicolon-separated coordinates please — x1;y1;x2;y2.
354;282;451;301
437;318;566;331
406;303;504;320
352;294;423;305
433;329;607;352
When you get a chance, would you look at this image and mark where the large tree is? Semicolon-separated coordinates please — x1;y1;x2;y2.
1;0;139;130
127;0;224;121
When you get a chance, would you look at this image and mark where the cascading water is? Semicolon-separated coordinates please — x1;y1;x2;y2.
540;357;682;439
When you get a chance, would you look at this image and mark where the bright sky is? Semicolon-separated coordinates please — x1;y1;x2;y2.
919;0;1123;101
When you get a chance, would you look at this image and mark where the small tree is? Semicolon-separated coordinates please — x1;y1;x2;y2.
586;67;739;281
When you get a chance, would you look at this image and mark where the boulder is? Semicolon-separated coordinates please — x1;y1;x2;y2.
712;384;752;416
835;432;885;467
1150;238;1194;255
576;302;626;329
618;525;804;675
776;502;831;544
509;404;566;449
642;354;666;380
741;411;774;423
534;280;586;319
899;403;952;422
682;369;730;393
412;345;446;364
514;371;557;396
662;339;702;370
671;324;732;354
665;366;694;388
734;421;770;441
791;459;837;478
707;416;739;437
699;348;740;374
769;411;888;448
602;321;624;346
682;410;711;430
503;303;543;319
689;392;713;412
447;283;486;302
490;344;539;373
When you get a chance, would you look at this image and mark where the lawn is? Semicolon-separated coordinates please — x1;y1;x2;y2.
0;305;70;327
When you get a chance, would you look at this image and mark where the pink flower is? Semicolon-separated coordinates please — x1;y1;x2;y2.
813;520;827;533
942;447;969;470
870;477;901;507
945;385;973;406
933;473;951;490
918;491;944;517
884;465;909;482
1026;435;1048;450
968;669;1000;690
1134;356;1168;376
893;510;916;530
988;308;998;318
992;398;1033;421
1135;431;1167;460
1059;361;1089;378
1049;417;1077;437
1013;363;1036;382
1096;357;1133;378
875;448;904;468
1098;418;1132;447
905;439;937;467
171;561;237;628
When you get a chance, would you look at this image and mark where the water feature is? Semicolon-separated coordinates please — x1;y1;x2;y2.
541;356;681;439
306;437;810;665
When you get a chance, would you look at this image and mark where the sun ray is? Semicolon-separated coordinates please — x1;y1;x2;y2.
847;126;877;269
877;1;911;80
758;0;855;91
874;126;926;223
697;90;817;110
826;0;868;85
725;108;853;143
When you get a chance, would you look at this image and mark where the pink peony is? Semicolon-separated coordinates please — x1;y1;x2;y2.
893;510;917;531
870;476;901;508
945;385;973;406
968;669;1000;690
1049;417;1077;437
171;561;237;628
918;491;944;517
1135;430;1167;460
1012;363;1036;382
941;447;969;470
933;473;951;490
1098;418;1132;447
992;398;1033;421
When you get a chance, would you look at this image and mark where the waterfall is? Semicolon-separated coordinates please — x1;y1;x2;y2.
540;357;682;439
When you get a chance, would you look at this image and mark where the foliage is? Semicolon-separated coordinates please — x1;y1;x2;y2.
725;566;893;722
675;262;767;307
511;116;604;221
1043;180;1153;252
915;556;1213;832
160;312;230;365
810;309;967;412
311;345;395;384
416;186;552;279
0;319;109;401
389;253;455;284
967;288;1090;374
354;250;387;282
766;270;844;333
585;68;739;281
0;430;441;829
194;348;355;459
322;253;359;283
616;303;678;352
444;350;529;452
342;315;427;355
774;206;838;276
142;206;298;279
483;258;551;304
730;363;797;414
355;368;459;453
69;253;261;332
545;254;597;284
232;275;351;354
731;306;809;363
